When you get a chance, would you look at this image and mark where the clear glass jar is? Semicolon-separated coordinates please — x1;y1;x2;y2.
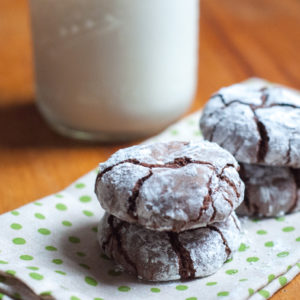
29;0;199;141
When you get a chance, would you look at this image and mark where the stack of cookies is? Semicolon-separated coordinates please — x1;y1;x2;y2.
95;141;244;281
200;83;300;217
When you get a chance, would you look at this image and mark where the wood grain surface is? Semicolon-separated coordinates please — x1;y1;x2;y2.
0;0;300;299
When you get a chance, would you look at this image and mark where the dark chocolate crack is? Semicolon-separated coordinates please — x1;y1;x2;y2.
286;138;292;165
167;232;196;280
239;164;251;212
214;93;271;163
96;158;241;225
288;168;300;213
213;90;300;163
195;194;212;223
105;216;137;273
220;172;240;200
253;114;269;162
96;156;216;184
197;174;214;222
269;102;300;110
239;164;255;214
207;225;231;258
243;194;251;213
101;214;114;252
252;203;260;216
207;114;227;142
95;158;140;189
210;199;217;222
223;196;234;209
231;214;241;231
127;171;153;219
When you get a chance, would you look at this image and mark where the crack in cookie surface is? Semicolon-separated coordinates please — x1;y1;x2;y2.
105;215;137;273
211;88;300;165
127;171;153;219
288;169;300;213
167;232;196;280
207;225;231;258
215;92;270;163
96;157;241;228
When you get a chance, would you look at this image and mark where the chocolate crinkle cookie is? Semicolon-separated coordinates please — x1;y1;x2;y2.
237;163;300;217
200;84;300;167
98;212;241;281
95;141;244;232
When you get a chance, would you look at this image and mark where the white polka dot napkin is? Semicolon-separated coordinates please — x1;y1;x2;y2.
0;79;299;300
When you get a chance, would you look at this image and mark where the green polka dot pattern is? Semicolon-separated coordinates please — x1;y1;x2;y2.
279;276;287;286
246;257;260;263
282;226;295;232
69;236;80;244
10;223;22;230
256;230;267;235
225;269;238;275
176;285;188;291
79;196;91;203
27;266;39;271
0;106;299;300
217;291;229;297
277;251;290;258
56;203;67;211
20;255;33;261
264;241;274;247
85;276;98;286
12;238;26;245
118;286;130;292
38;228;51;235
34;213;45;220
55;270;66;275
29;272;43;280
238;243;249;252
62;220;72;227
45;246;57;251
268;274;275;282
75;183;85;189
82;210;94;217
52;259;63;265
206;282;217;286
258;290;270;298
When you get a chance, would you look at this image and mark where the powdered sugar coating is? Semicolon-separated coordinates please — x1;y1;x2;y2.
200;83;300;167
237;163;300;217
98;212;241;281
98;140;239;173
95;141;244;232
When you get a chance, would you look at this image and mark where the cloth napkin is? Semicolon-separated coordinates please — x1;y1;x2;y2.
0;78;299;300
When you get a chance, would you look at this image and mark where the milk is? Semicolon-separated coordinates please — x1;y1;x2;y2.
29;0;199;141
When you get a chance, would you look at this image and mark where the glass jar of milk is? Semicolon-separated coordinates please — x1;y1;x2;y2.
29;0;199;141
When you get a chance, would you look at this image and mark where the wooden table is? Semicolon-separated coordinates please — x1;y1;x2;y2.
0;0;299;299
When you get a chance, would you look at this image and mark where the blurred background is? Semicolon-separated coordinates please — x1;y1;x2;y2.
0;0;300;210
